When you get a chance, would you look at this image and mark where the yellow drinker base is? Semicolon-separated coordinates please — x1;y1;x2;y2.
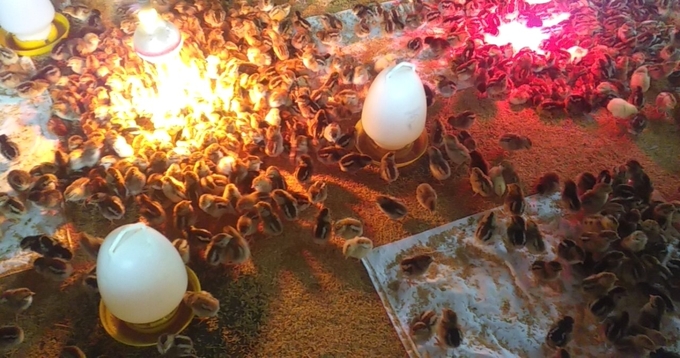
0;13;70;57
355;120;429;168
99;266;201;347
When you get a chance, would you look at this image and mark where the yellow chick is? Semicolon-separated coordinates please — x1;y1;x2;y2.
333;217;363;240
621;230;648;253
183;291;220;318
630;65;650;92
198;193;234;218
172;238;190;264
443;134;470;167
79;232;103;259
343;237;374;260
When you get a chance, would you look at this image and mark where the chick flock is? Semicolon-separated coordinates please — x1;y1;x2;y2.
0;0;679;356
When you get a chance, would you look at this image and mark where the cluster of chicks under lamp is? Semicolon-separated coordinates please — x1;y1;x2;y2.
0;0;677;355
400;159;680;357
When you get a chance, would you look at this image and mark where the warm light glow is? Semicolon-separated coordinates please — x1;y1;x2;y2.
107;53;239;140
484;13;571;54
566;46;588;63
137;7;162;33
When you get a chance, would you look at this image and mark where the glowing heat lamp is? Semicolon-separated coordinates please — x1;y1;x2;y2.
133;7;183;64
484;12;571;54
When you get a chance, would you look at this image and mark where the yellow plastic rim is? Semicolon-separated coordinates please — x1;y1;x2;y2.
355;120;429;168
0;13;70;57
98;266;201;347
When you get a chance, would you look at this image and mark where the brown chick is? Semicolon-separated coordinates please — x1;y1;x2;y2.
580;183;613;215
531;260;563;282
504;183;526;215
0;325;23;351
581;230;619;253
581;272;617;298
614;334;657;356
416;183;437;213
400;254;434;284
545;316;574;349
0;288;35;321
638;295;666;330
376;195;408;220
435;308;464;349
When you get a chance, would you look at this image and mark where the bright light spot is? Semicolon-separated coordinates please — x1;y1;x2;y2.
566;46;588;63
107;54;238;133
137;7;162;33
484;13;571;54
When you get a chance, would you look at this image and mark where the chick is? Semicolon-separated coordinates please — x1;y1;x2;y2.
173;238;190;264
545;316;574;349
60;345;86;358
499;133;532;152
535;172;560;195
561;179;581;212
557;239;585;264
307;180;328;204
7;170;33;193
435;308;464;349
137;194;166;227
313;207;333;245
469;150;490;175
410;310;438;339
475;211;497;243
525;219;546;254
27;189;63;214
580;183;613;215
64;177;91;204
198;193;234;218
581;230;619;253
339;152;372;173
483;162;503;193
79;232;103;259
602;310;629;344
581;272;618;297
162;175;187;203
447;110;476;130
255;202;283;236
589;286;627;321
343;237;374;260
638;295;666;330
124;167;146;197
442;134;470;167
504;183;526;215
400;254;434;283
19;234;72;260
0;325;24;351
376;195;408;220
0;288;35;321
33;256;73;281
469;167;494;197
505;215;526;248
183;290;220;318
415;183;437;213
0;195;26;222
614;335;657;356
575;172;597;195
157;333;194;357
621;230;648;253
173;200;196;232
334;217;363;240
270;189;299;221
427;146;451;180
630;65;650;92
380;151;399;183
531;260;563;282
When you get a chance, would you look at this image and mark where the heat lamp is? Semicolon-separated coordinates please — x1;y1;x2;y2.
0;0;70;57
97;222;200;346
356;62;429;168
133;7;183;64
